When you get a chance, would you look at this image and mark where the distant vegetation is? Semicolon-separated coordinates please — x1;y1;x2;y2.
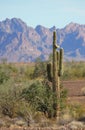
63;61;85;80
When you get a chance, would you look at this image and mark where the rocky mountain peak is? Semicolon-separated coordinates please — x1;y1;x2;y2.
35;25;50;36
64;22;80;33
0;18;28;33
50;26;56;32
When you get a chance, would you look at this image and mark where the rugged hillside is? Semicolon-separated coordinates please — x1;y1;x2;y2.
57;22;85;61
0;18;85;62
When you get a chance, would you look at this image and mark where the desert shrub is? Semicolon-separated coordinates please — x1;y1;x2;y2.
0;71;9;84
24;67;34;79
68;103;85;120
62;61;85;80
0;78;28;118
22;65;35;81
0;80;18;117
15;97;51;126
21;81;55;118
59;111;73;125
15;99;37;124
32;58;46;78
16;64;34;81
81;87;85;96
60;85;68;110
0;63;18;84
21;80;67;118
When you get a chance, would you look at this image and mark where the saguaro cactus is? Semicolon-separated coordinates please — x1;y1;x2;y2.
47;31;64;120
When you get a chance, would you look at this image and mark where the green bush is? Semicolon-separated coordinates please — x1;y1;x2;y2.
68;103;85;119
0;63;18;84
0;79;19;117
21;81;55;118
60;85;68;110
62;61;85;80
21;80;67;118
0;71;9;84
81;87;85;96
32;58;46;78
0;78;29;118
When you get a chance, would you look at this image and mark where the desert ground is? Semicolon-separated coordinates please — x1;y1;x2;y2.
0;80;85;130
63;80;85;104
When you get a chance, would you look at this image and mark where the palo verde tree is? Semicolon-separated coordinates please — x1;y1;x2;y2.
47;31;64;120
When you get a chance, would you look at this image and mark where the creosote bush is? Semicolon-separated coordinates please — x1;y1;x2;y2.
62;61;85;80
0;76;31;118
21;81;55;118
21;80;67;118
81;87;85;96
32;58;46;79
67;103;85;120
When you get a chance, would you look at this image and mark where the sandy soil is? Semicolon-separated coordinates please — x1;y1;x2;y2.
62;80;85;104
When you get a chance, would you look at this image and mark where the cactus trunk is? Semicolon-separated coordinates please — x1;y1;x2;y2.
53;31;60;119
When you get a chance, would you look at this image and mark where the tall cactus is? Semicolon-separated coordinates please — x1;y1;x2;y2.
47;31;64;120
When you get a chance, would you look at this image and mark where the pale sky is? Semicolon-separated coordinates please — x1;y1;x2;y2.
0;0;85;28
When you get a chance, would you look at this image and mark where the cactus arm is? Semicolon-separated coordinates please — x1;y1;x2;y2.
59;48;64;76
47;62;52;82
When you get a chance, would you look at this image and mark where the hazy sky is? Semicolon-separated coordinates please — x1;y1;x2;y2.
0;0;85;28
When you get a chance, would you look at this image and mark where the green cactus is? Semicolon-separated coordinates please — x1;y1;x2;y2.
59;48;64;76
47;31;64;120
47;62;52;82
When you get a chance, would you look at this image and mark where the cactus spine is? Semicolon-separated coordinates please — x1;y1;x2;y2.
47;31;64;120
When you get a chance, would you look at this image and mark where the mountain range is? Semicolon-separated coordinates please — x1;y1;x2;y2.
0;18;85;62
